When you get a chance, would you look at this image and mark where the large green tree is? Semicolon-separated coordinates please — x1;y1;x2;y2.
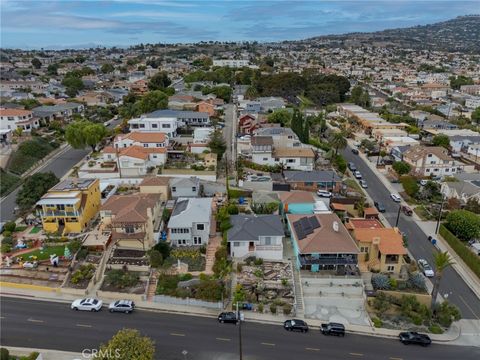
65;121;108;151
16;172;59;212
100;63;115;74
445;209;480;241
471;106;480;124
208;130;227;160
95;329;155;360
430;252;454;310
147;71;171;91
267;109;292;126
432;134;450;149
449;75;474;90
392;161;411;176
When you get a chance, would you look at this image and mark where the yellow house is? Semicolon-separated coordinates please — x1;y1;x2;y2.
352;226;407;275
36;178;101;235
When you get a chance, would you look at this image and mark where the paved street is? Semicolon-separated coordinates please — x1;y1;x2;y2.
340;147;480;320
223;103;237;166
1;297;479;360
0;118;122;223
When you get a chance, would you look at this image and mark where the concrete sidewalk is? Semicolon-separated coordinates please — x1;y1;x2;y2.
0;283;472;345
5;347;82;360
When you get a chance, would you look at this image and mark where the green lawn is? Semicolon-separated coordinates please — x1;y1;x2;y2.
14;226;28;232
29;227;42;234
19;245;66;261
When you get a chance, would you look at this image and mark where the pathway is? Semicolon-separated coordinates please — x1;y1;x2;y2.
205;235;221;275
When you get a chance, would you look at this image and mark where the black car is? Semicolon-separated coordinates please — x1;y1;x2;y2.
284;319;308;332
218;312;238;324
374;201;386;213
351;148;359;155
348;162;357;171
399;331;432;346
321;322;345;337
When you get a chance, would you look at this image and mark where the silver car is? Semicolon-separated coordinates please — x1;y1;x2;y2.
108;300;135;313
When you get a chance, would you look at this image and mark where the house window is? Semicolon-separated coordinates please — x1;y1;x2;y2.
143;144;148;147
156;143;163;147
152;123;158;128
427;154;432;157
305;182;313;186
360;246;369;253
197;224;204;231
426;169;430;173
192;187;196;192
193;236;202;245
172;187;176;192
125;225;135;233
387;265;395;272
263;158;268;161
234;242;241;247
287;159;295;163
264;236;271;245
162;124;171;128
139;124;145;128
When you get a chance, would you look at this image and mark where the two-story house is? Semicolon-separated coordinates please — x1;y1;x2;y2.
36;178;101;235
254;127;302;148
227;215;285;260
169;177;200;198
128;112;178;137
114;131;169;149
403;145;459;177
0;108;40;131
286;213;359;272
167;197;213;246
101;193;161;250
103;146;166;177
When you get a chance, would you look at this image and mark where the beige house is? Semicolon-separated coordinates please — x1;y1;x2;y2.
139;176;171;201
100;193;161;250
403;145;459;177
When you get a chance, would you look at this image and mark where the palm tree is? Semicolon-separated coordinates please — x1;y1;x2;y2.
430;251;455;310
329;131;347;155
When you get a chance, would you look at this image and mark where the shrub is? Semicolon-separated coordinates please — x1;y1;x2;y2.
407;272;427;292
389;277;398;289
105;269;139;289
77;248;88;260
153;241;171;259
257;303;264;313
393;161;411;176
2;231;12;238
429;324;444;334
373;292;390;313
149;250;163;268
254;258;263;266
253;269;263;278
67;239;82;254
227;204;239;215
400;175;419;197
3;221;16;232
1;243;12;253
371;274;391;290
270;303;277;314
440;225;480;279
234;284;246;302
372;317;383;328
281;278;289;287
283;303;292;315
0;347;9;360
434;301;461;327
237;263;243;273
445;210;480;241
70;264;95;284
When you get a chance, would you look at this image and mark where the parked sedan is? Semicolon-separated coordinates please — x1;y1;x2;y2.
316;190;332;198
374;201;386;213
418;259;435;277
399;331;432;346
108;300;135;313
354;171;362;179
284;319;309;332
71;298;103;312
359;180;368;188
218;312;238;324
390;193;402;202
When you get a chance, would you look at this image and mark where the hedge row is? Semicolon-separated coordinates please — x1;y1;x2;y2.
439;224;480;279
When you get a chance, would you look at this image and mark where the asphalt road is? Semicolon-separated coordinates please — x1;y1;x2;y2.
0;118;122;223
340;147;480;320
1;297;479;360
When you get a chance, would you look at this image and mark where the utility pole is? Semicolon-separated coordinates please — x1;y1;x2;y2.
237;301;243;360
395;204;401;227
435;195;446;234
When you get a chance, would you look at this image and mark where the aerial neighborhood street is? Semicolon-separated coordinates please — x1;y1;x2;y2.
1;2;480;360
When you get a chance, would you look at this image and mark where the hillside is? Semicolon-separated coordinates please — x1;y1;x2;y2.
306;15;480;54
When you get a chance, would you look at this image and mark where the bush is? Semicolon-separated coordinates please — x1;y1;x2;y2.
77;248;88;260
258;303;264;313
373;292;390;313
440;225;480;279
429;324;444;334
389;277;398;289
407;272;427;292
254;258;263;266
434;301;461;327
3;221;16;233
227;203;239;215
445;210;480;241
283;303;292;315
0;347;9;360
393;161;411;176
8;137;55;175
333;154;347;173
67;239;82;254
372;317;383;328
70;264;95;285
400;175;419;197
270;303;277;314
149;250;163;268
105;269;139;289
153;241;171;260
2;231;12;238
234;284;246;302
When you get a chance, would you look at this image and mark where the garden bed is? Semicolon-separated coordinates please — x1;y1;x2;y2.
101;269;147;294
156;273;225;302
170;247;206;272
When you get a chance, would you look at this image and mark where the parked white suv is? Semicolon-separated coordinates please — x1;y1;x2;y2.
316;190;332;198
418;259;434;277
390;193;402;202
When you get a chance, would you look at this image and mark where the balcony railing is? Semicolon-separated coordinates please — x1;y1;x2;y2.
300;256;357;266
256;245;283;251
38;210;82;217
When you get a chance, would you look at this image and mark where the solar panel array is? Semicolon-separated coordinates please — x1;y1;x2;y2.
293;216;321;240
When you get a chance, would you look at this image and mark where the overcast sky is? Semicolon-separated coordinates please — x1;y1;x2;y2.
1;0;478;49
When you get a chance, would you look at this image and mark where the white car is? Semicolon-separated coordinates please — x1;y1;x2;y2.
71;298;103;312
418;259;435;278
390;193;402;202
360;180;368;188
354;171;362;179
316;190;332;198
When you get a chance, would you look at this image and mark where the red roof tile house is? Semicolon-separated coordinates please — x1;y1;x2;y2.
0;108;40;132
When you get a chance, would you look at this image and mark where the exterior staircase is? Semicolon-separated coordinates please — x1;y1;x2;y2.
205;235;221;275
146;271;159;301
292;262;304;317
